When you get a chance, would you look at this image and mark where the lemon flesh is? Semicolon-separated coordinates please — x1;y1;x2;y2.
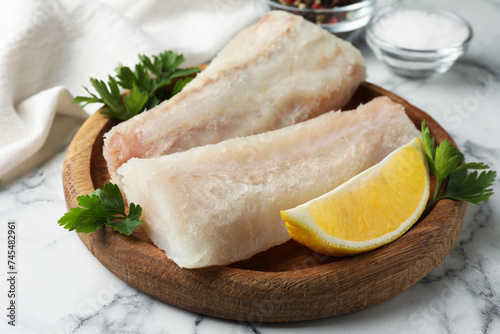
281;137;429;256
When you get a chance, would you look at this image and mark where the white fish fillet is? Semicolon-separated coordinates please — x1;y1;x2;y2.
116;97;421;268
103;10;365;178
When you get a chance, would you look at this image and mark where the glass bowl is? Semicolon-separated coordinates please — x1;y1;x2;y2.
254;0;375;41
365;4;473;78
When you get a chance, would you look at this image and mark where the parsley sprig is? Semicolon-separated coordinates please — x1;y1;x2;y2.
59;183;142;235
421;121;496;213
73;51;200;121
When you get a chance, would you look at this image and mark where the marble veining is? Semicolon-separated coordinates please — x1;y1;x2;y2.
1;0;500;333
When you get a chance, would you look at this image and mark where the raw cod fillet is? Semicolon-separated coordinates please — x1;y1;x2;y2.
116;97;421;269
103;10;365;178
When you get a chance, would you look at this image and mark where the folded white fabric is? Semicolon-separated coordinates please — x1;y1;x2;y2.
0;0;258;184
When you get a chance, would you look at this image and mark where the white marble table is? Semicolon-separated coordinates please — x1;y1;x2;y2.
1;0;500;333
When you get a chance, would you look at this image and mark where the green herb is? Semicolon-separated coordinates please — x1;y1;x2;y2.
422;120;496;213
73;51;199;121
63;51;198;235
58;183;143;235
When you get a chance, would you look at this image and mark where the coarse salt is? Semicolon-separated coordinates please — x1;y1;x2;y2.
372;8;469;50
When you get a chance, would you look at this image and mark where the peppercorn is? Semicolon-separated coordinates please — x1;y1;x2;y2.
316;13;326;23
328;16;339;24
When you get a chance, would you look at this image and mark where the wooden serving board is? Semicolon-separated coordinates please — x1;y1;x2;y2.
62;82;467;322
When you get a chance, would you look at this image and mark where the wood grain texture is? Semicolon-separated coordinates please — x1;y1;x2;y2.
62;82;467;322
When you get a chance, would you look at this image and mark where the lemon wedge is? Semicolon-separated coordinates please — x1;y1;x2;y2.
281;137;429;256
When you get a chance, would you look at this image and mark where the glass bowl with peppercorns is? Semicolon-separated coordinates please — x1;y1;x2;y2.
254;0;375;41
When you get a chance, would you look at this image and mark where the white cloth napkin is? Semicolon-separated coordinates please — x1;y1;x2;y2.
0;0;258;184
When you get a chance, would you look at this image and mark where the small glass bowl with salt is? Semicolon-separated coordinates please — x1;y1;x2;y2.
365;4;473;78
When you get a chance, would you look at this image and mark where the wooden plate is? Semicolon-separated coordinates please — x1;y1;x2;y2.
62;82;466;322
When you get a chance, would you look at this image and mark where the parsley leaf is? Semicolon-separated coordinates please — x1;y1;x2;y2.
434;139;464;183
447;169;496;204
58;183;143;235
73;51;200;121
171;77;194;96
456;162;490;170
421;120;437;176
422;121;496;213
